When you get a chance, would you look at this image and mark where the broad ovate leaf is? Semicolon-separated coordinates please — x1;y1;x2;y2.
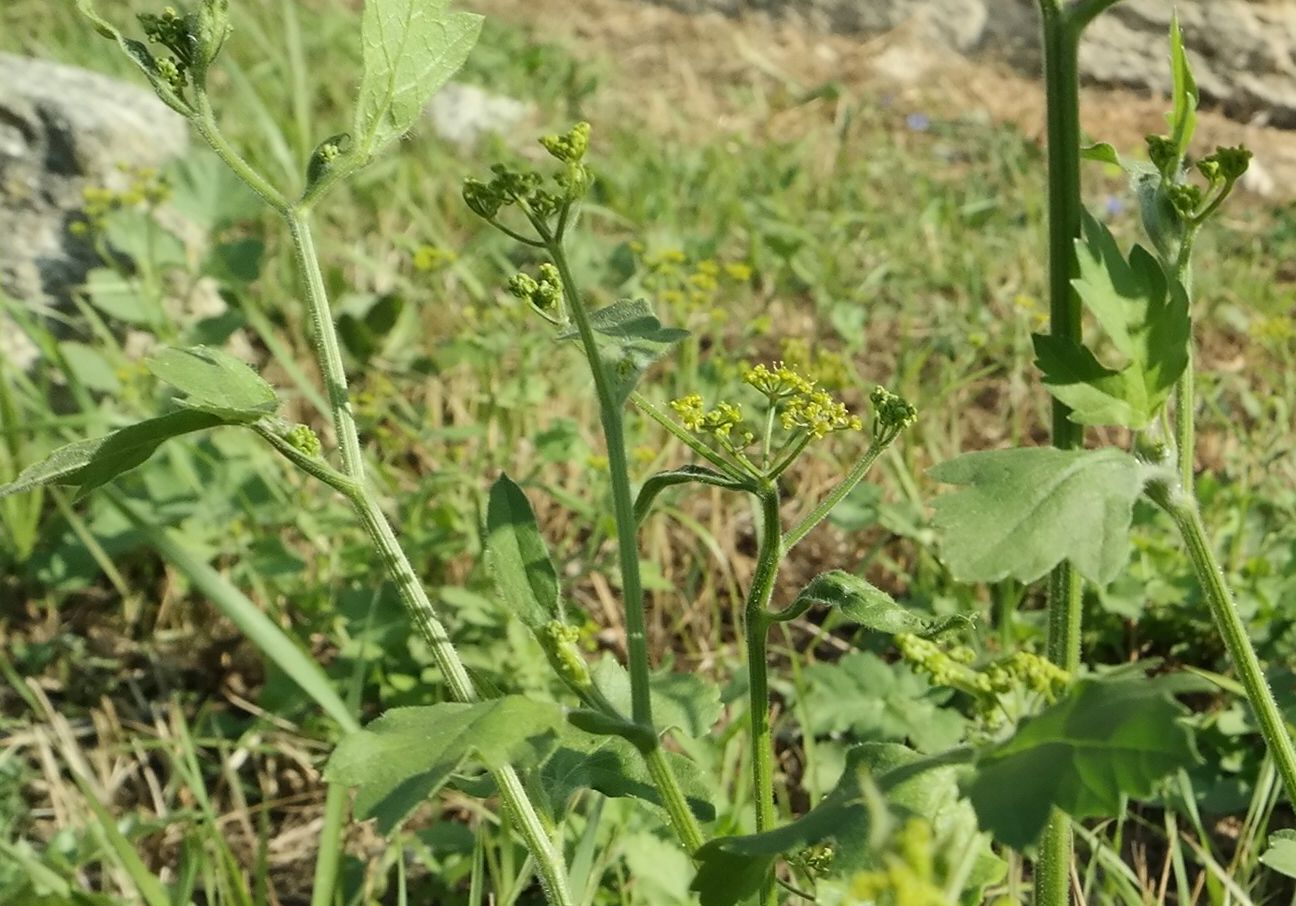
965;677;1198;849
485;474;562;627
542;732;714;821
1260;829;1296;879
0;410;226;502
147;345;278;422
353;0;484;160
929;447;1145;586
591;657;722;739
325;697;563;835
560;299;688;407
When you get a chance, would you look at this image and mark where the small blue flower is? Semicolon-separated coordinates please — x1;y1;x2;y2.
1104;194;1125;217
905;112;931;132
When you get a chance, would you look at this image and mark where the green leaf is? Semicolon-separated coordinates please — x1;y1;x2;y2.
325;697;564;835
75;0;192;115
353;0;484;160
561;299;688;407
929;447;1146;586
485;474;562;627
1260;829;1296;878
799;652;966;753
101;209;188;272
147;346;278;422
0;409;226;502
965;677;1198;849
789;570;959;636
591;657;722;739
634;465;754;524
58;341;121;394
1035;213;1190;429
83;268;164;327
1168;14;1198;163
542;732;714;821
691;743;997;905
167;150;262;232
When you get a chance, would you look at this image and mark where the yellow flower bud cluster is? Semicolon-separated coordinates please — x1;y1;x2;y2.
541;620;592;690
849;819;950;906
632;244;753;312
71;165;171;236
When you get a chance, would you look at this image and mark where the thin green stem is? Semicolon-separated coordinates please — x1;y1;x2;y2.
745;486;783;906
782;441;886;553
1036;4;1091;903
1154;492;1296;802
630;392;748;481
308;782;349;906
547;241;705;856
1171;232;1198;494
189;102;574;906
546;241;653;728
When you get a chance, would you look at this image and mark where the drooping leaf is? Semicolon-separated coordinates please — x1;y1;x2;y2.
1260;829;1296;878
691;743;997;906
147;346;278;422
75;0;192;115
0;409;226;502
560;299;688;407
789;570;964;636
929;446;1146;586
1034;213;1190;429
542;731;714;821
965;677;1198;849
353;0;484;160
485;474;562;627
325;697;564;835
634;465;754;524
591;657;722;739
799;652;967;753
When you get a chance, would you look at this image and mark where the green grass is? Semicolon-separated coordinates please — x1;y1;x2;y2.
2;0;1295;903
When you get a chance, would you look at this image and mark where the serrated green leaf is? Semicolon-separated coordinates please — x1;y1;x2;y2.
1039;213;1190;429
561;299;688;407
542;732;714;821
591;657;722;739
965;677;1198;849
691;743;997;905
0;409;226;502
799;652;967;753
790;570;954;636
1031;333;1147;427
147;346;278;422
325;697;563;835
1260;829;1296;878
929;447;1145;586
485;474;562;627
353;0;484;160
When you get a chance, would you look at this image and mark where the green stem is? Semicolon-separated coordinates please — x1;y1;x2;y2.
1154;493;1296;803
546;241;653;728
782;441;887;553
308;782;349;906
745;486;783;906
547;242;705;855
1036;3;1092;902
189;98;574;906
1171;231;1197;494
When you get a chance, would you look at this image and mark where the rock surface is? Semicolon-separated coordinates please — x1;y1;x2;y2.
644;0;1296;127
0;53;188;367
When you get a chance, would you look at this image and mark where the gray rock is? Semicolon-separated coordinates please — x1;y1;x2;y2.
0;53;188;367
424;82;533;150
642;0;1296;127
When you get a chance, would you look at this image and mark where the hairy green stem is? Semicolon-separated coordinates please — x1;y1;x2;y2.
745;486;783;906
1155;493;1296;801
545;242;653;725
1035;3;1092;902
546;241;705;855
1171;232;1198;494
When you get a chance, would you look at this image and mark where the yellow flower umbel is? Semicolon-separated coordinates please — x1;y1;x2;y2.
669;361;863;481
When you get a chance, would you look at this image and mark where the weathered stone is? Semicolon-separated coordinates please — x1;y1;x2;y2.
642;0;1296;128
0;53;188;367
424;82;534;150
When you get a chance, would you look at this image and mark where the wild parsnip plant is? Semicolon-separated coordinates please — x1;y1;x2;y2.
4;0;1295;904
